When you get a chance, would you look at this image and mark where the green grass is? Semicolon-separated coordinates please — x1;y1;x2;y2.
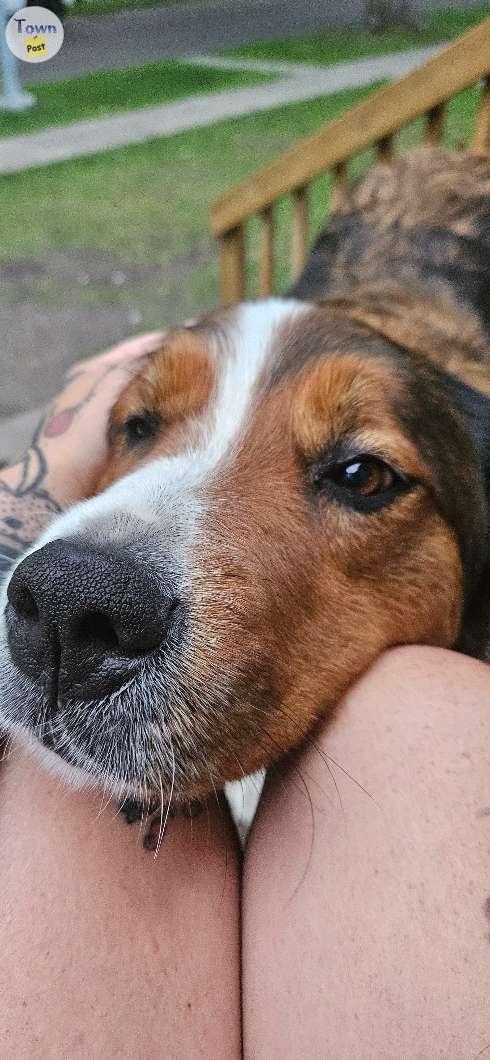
224;6;489;64
0;59;270;138
71;0;204;14
0;80;479;329
0;85;380;261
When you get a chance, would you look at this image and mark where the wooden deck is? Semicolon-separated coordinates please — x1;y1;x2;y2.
211;18;490;303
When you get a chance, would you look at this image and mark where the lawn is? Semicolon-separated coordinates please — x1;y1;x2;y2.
0;60;270;138
224;7;489;64
0;80;480;335
71;0;207;13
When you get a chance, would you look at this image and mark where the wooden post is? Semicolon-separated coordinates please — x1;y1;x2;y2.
425;102;446;144
376;133;395;161
220;226;246;304
473;75;490;151
258;204;275;297
291;185;309;279
331;161;348;212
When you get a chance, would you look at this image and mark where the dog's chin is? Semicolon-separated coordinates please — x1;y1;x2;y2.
7;719;186;806
0;634;276;805
0;680;176;806
11;725;105;793
0;670;236;806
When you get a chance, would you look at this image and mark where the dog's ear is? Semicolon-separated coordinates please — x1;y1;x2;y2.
289;223;343;300
448;376;490;662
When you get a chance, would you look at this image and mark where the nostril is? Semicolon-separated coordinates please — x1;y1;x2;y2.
74;610;159;658
8;583;39;623
7;543;185;699
76;611;120;653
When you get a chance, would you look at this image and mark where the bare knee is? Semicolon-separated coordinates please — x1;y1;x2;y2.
0;749;241;1060
249;645;489;850
348;643;489;732
319;645;490;795
243;647;489;1058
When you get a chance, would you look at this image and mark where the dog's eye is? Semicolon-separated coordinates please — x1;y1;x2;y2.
330;457;397;495
312;455;410;511
123;412;160;445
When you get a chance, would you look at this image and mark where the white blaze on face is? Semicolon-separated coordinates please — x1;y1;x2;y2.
205;299;308;465
26;299;310;556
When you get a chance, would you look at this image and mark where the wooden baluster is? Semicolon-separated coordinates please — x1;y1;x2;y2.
473;75;490;151
425;102;446;145
376;133;395;161
258;205;275;297
220;226;246;304
291;186;309;280
331;161;348;212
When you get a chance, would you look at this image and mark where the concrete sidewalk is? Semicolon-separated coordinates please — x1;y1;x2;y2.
23;0;371;85
0;46;439;174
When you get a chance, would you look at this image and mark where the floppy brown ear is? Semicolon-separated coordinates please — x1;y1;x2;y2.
322;285;490;397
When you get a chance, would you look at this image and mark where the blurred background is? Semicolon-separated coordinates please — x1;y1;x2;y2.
0;0;488;461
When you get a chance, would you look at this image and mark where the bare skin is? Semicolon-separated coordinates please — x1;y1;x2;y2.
0;333;163;572
0;340;241;1058
0;749;241;1060
0;648;487;1058
243;646;490;1060
0;340;488;1058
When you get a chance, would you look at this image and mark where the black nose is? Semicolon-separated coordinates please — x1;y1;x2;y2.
6;538;181;704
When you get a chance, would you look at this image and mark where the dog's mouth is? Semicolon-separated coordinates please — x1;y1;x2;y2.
6;684;194;802
0;625;278;806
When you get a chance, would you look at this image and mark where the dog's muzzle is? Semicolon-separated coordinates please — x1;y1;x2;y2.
5;538;183;710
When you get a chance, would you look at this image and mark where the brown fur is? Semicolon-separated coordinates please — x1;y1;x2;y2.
336;147;490;238
100;329;216;487
327;285;490;395
86;148;489;798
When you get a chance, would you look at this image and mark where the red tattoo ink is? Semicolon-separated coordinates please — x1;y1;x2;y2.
43;407;77;438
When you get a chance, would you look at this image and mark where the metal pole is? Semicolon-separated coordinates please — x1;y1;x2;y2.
0;0;35;111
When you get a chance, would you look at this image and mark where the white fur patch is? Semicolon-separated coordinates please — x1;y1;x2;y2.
206;299;307;464
30;298;310;548
0;298;310;798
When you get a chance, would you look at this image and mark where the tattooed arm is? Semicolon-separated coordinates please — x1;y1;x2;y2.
0;464;62;575
0;333;163;578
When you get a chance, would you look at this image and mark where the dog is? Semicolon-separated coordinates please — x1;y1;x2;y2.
1;147;489;819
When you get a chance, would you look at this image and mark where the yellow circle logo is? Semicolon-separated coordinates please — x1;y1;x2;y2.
5;5;64;63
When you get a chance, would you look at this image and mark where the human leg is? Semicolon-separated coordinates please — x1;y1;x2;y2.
243;647;489;1058
0;746;240;1059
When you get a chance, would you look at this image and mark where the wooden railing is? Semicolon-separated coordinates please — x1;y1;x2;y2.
210;17;490;303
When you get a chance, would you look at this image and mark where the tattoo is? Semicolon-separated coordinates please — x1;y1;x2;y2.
42;366;112;440
0;361;123;577
0;482;61;576
0;418;62;577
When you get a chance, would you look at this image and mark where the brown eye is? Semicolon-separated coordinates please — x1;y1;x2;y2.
123;411;160;446
330;457;396;496
311;454;410;512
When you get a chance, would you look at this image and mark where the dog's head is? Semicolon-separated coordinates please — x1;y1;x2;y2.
1;298;489;803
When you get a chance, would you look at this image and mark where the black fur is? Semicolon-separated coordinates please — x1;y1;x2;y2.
291;215;490;334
